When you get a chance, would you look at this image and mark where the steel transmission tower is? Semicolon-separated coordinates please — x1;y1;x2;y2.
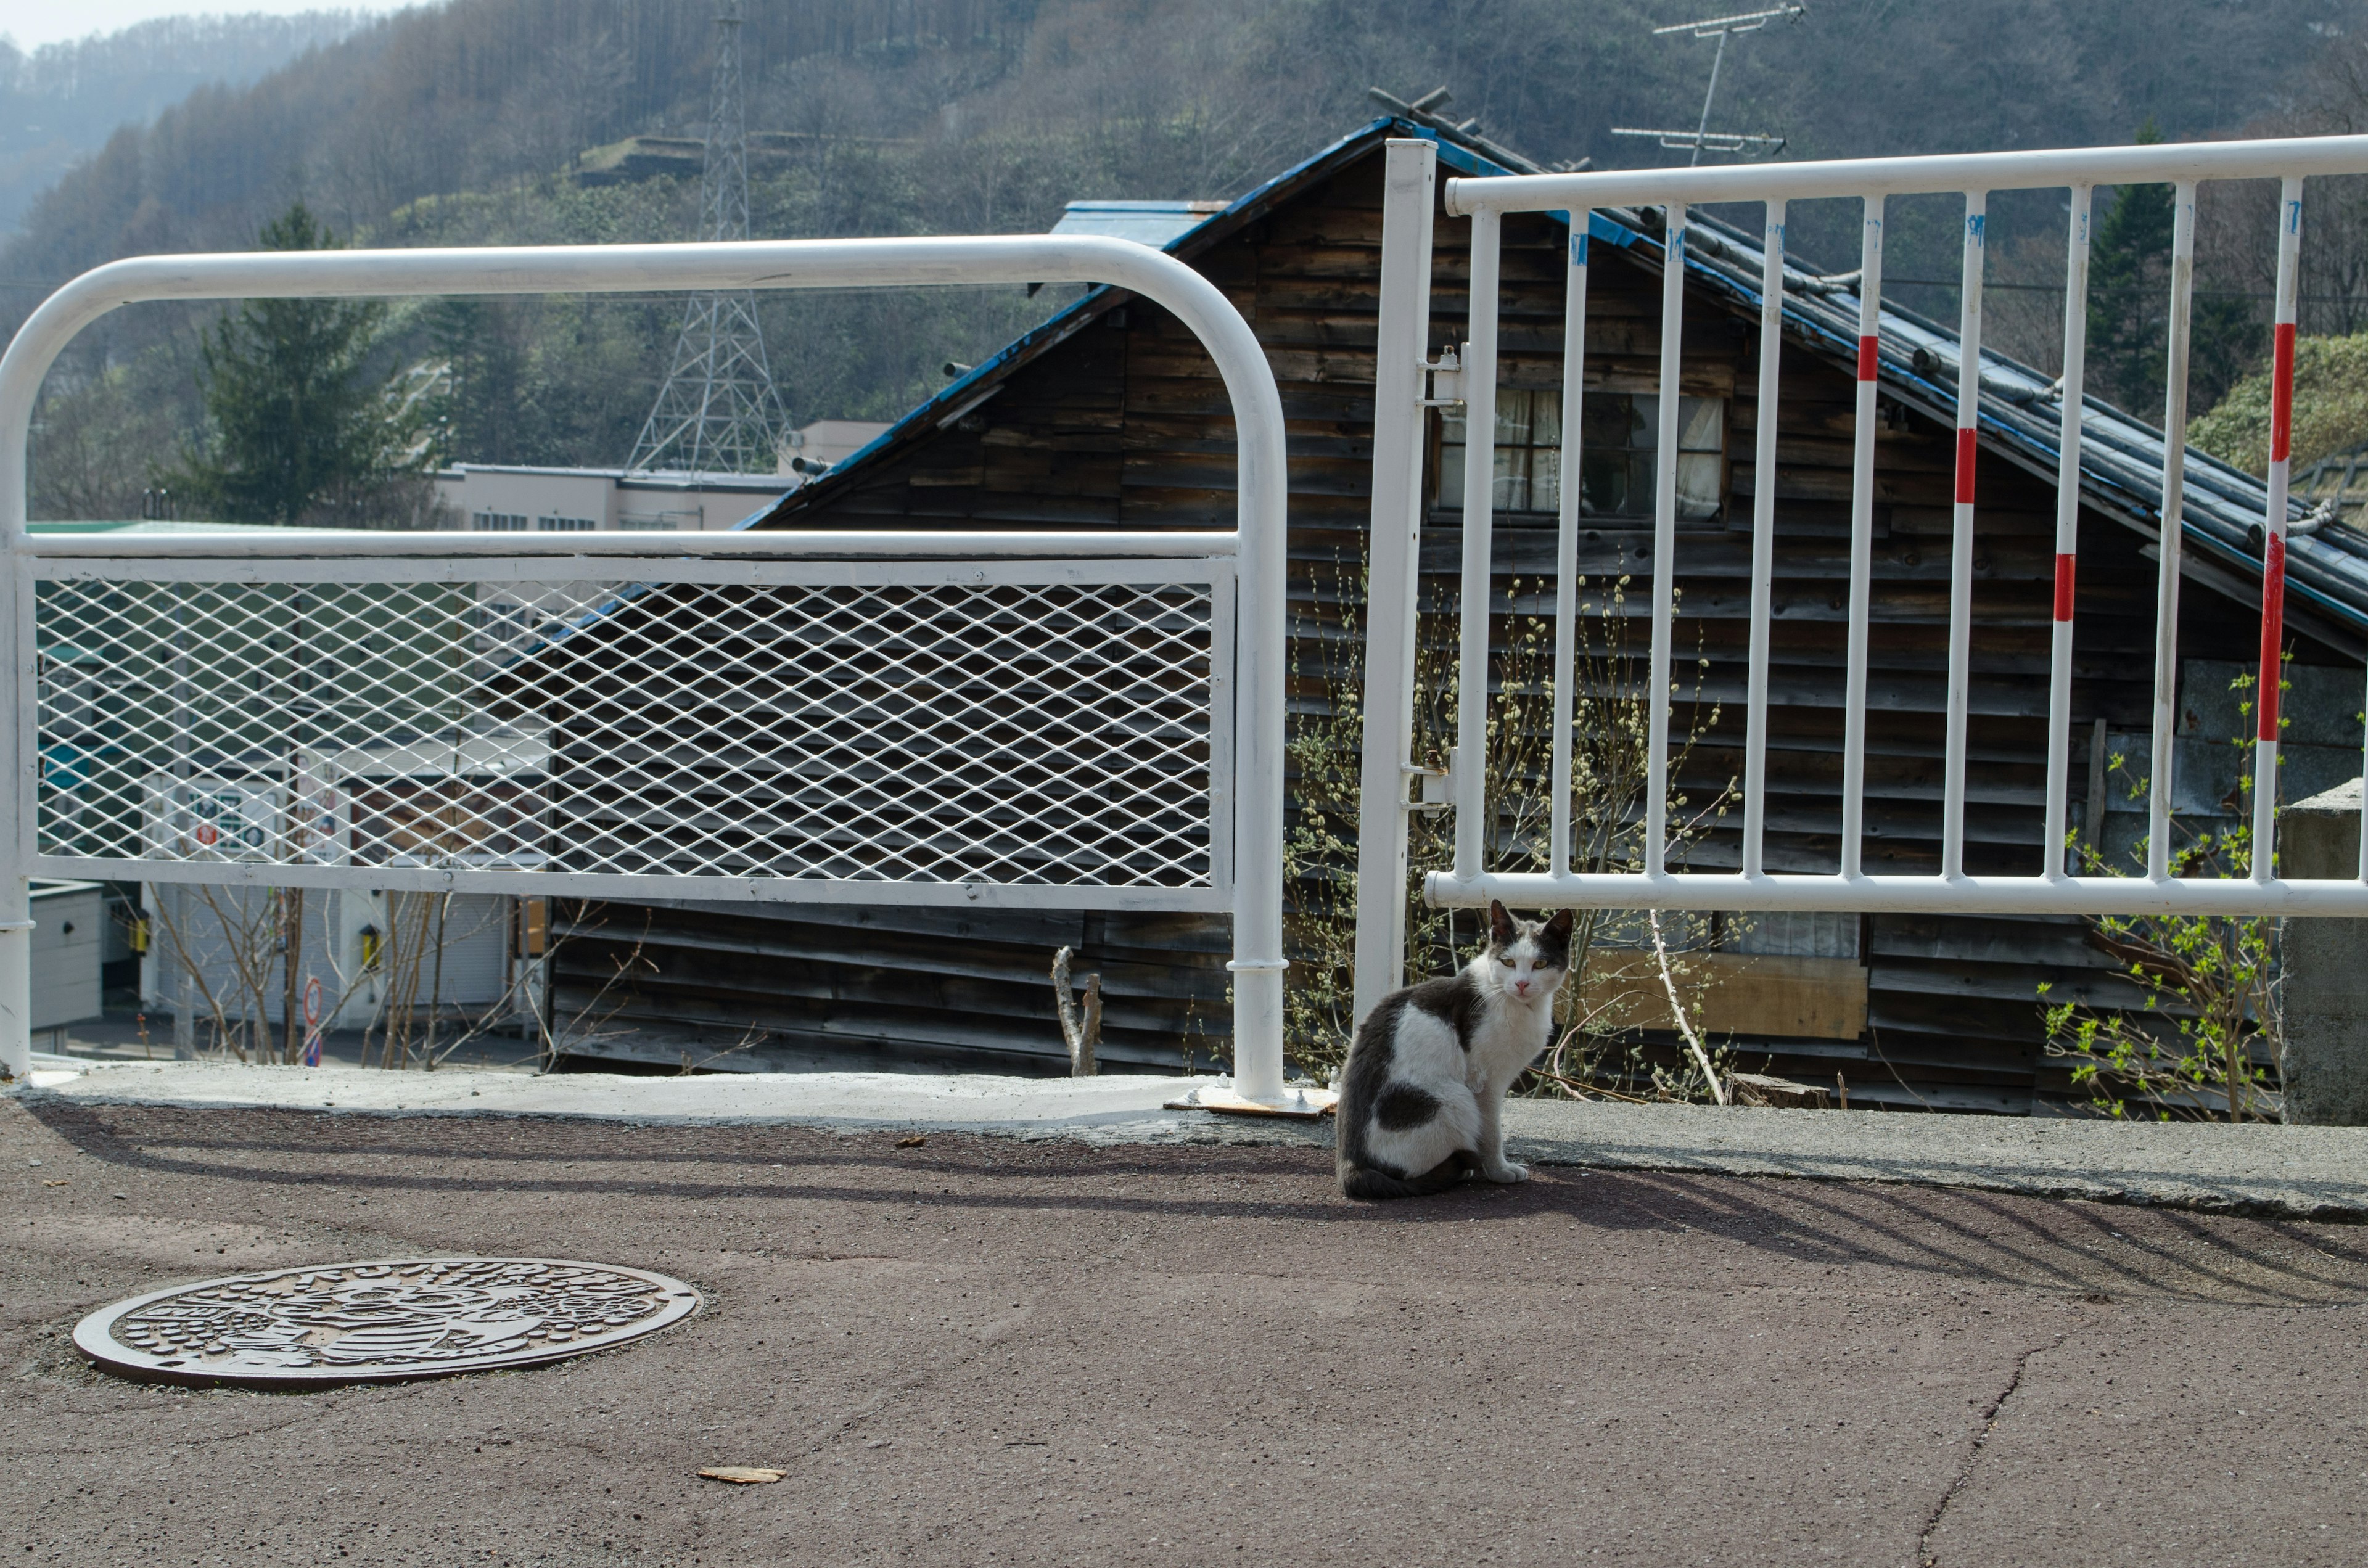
626;0;787;475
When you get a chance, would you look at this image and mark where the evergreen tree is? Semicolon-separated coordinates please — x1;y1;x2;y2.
169;203;414;524
2089;119;2258;417
423;297;540;465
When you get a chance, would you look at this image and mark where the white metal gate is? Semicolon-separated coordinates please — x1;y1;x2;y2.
0;236;1291;1098
1354;134;2368;1025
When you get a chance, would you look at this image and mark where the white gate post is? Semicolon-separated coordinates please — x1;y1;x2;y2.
1349;139;1438;1033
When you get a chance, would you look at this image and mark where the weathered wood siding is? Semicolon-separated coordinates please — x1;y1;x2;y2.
549;901;1228;1075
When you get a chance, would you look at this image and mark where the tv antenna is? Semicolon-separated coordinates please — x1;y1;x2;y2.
1610;6;1803;166
627;0;789;475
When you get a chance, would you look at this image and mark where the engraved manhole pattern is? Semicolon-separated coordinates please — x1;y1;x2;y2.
73;1257;701;1387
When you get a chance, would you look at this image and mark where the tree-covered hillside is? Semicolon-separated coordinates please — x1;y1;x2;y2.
14;0;2367;520
0;12;365;238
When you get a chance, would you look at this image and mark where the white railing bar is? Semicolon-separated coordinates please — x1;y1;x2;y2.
1452;210;1503;880
2147;186;2199;882
1841;196;1885;879
0;232;1293;1101
1207;568;1241;899
32;554;1230;590
3;564;22;1063
1444;132;2368;213
1645;205;1687;879
20;529;1240;560
1426;868;2368;916
1741;199;1784;880
1550;220;1590;876
1941;193;1988;880
2255;177;2304;883
39;858;1237;912
2044;186;2092;878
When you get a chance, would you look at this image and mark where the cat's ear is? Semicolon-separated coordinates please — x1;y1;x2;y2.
1543;908;1574;942
1489;900;1515;945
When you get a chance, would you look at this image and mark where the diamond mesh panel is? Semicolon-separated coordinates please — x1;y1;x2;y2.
34;564;1223;892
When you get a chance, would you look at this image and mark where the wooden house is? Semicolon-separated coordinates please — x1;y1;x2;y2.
540;110;2368;1109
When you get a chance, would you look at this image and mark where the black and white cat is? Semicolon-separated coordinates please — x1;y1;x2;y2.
1335;901;1574;1201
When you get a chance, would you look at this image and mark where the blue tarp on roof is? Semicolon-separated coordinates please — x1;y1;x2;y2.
1051;199;1228;247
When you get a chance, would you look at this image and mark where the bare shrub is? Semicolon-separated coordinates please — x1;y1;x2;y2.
1283;555;1734;1101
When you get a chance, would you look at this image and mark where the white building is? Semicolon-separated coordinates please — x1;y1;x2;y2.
432;464;785;534
432;419;891;533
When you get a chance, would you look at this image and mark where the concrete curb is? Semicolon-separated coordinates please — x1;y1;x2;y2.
17;1057;2368;1219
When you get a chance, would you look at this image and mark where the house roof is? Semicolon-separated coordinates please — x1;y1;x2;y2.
749;113;1433;525
749;112;2368;643
1664;215;2368;646
435;462;792;494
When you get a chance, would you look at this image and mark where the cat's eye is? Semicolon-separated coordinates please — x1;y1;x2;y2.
1500;958;1515;967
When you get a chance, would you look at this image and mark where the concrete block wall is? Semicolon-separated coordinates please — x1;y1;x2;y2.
2280;778;2368;1125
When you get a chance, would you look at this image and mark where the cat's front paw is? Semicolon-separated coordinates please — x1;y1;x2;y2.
1481;1160;1531;1184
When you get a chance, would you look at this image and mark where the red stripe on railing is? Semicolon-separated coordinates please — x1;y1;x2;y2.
1857;335;1878;381
2259;532;2286;741
1955;427;1977;505
2272;322;2297;464
2053;553;2076;622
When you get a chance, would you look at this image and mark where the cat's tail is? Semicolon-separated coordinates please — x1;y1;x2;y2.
1337;1151;1473;1202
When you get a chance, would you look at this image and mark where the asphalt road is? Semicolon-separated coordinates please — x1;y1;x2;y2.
5;1097;2366;1567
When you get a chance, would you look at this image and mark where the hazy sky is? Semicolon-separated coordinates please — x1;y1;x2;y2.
0;2;416;52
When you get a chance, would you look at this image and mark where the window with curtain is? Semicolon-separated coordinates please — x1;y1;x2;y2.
1437;388;1725;522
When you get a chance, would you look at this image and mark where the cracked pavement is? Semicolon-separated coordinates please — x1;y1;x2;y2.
5;1096;2366;1566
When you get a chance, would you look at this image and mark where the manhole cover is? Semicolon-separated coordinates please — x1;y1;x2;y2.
73;1257;700;1388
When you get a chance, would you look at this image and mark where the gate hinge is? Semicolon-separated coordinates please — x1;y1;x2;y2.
1419;347;1467;408
1402;753;1452;814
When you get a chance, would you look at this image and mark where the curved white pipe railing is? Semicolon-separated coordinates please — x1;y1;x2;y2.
0;236;1291;1097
